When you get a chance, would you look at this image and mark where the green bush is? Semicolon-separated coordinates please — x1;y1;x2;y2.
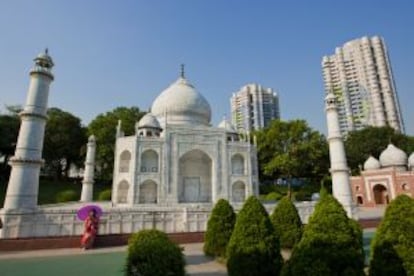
98;189;112;201
227;196;283;276
369;194;414;276
282;194;364;276
270;196;303;249
265;191;283;201
203;199;236;258
125;229;185;276
55;189;78;203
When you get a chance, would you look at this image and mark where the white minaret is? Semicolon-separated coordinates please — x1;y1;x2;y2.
80;135;96;202
3;50;54;210
325;92;354;218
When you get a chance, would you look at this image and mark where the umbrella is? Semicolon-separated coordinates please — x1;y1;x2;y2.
77;204;103;221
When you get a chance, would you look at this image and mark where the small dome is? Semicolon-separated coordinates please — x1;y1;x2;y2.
364;156;381;171
138;113;161;129
409;152;414;168
379;144;407;167
151;77;211;126
218;119;237;134
34;49;54;68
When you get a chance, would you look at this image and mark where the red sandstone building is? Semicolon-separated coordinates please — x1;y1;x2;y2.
350;144;414;207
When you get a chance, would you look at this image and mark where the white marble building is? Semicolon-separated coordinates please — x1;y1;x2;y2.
112;72;259;206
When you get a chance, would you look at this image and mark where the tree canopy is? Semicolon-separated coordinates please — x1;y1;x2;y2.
43;107;87;179
88;106;145;180
255;119;329;183
345;126;414;174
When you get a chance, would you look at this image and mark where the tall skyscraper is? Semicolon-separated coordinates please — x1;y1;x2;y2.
322;36;404;135
230;83;280;132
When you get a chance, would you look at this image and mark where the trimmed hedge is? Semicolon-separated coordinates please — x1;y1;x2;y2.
282;194;364;276
125;229;185;276
203;199;236;258
266;191;283;201
98;189;112;201
55;189;78;203
270;196;302;249
369;194;414;275
227;196;283;276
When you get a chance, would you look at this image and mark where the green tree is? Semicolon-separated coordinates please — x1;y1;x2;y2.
0;106;21;180
283;194;364;276
369;195;414;275
88;107;145;180
227;196;283;276
203;199;236;258
43;108;87;179
345;126;414;174
270;196;302;249
125;229;185;276
255;119;329;188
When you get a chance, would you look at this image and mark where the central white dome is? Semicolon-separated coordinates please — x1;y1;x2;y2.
151;77;211;126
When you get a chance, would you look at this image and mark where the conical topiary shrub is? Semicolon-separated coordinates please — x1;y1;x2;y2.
203;199;236;258
369;194;414;276
226;196;283;276
125;229;185;276
282;194;364;276
270;196;303;249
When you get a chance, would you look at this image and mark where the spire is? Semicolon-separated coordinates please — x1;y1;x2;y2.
45;48;49;55
180;64;185;78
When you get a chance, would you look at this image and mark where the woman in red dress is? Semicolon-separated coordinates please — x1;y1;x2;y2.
81;209;99;250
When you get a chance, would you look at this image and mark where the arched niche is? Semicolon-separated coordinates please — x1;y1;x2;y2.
117;180;129;203
231;154;245;175
139;180;158;204
141;150;159;173
232;181;246;202
119;150;131;173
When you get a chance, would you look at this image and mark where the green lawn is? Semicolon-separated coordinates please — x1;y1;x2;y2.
0;178;111;208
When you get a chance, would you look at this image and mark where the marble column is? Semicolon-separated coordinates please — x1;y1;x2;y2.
80;135;96;202
3;50;54;210
325;92;354;217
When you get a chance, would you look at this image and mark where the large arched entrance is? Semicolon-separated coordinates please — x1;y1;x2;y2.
178;150;212;203
373;184;388;205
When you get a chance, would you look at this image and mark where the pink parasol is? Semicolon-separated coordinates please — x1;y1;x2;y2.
77;204;103;221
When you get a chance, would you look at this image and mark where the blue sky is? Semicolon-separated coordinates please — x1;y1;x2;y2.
0;0;413;135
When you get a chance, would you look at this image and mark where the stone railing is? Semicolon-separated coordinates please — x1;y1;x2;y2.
0;201;317;239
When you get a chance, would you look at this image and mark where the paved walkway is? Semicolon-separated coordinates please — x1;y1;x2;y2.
0;243;227;276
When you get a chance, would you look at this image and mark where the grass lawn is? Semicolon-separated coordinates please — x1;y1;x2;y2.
0;178;111;208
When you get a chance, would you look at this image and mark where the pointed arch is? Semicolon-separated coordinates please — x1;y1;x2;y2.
119;150;131;173
117;180;129;203
141;150;159;172
231;154;245;175
178;149;212;203
232;181;246;202
139;180;158;203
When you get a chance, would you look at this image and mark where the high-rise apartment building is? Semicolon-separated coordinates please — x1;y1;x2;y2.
322;36;404;135
230;83;280;132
